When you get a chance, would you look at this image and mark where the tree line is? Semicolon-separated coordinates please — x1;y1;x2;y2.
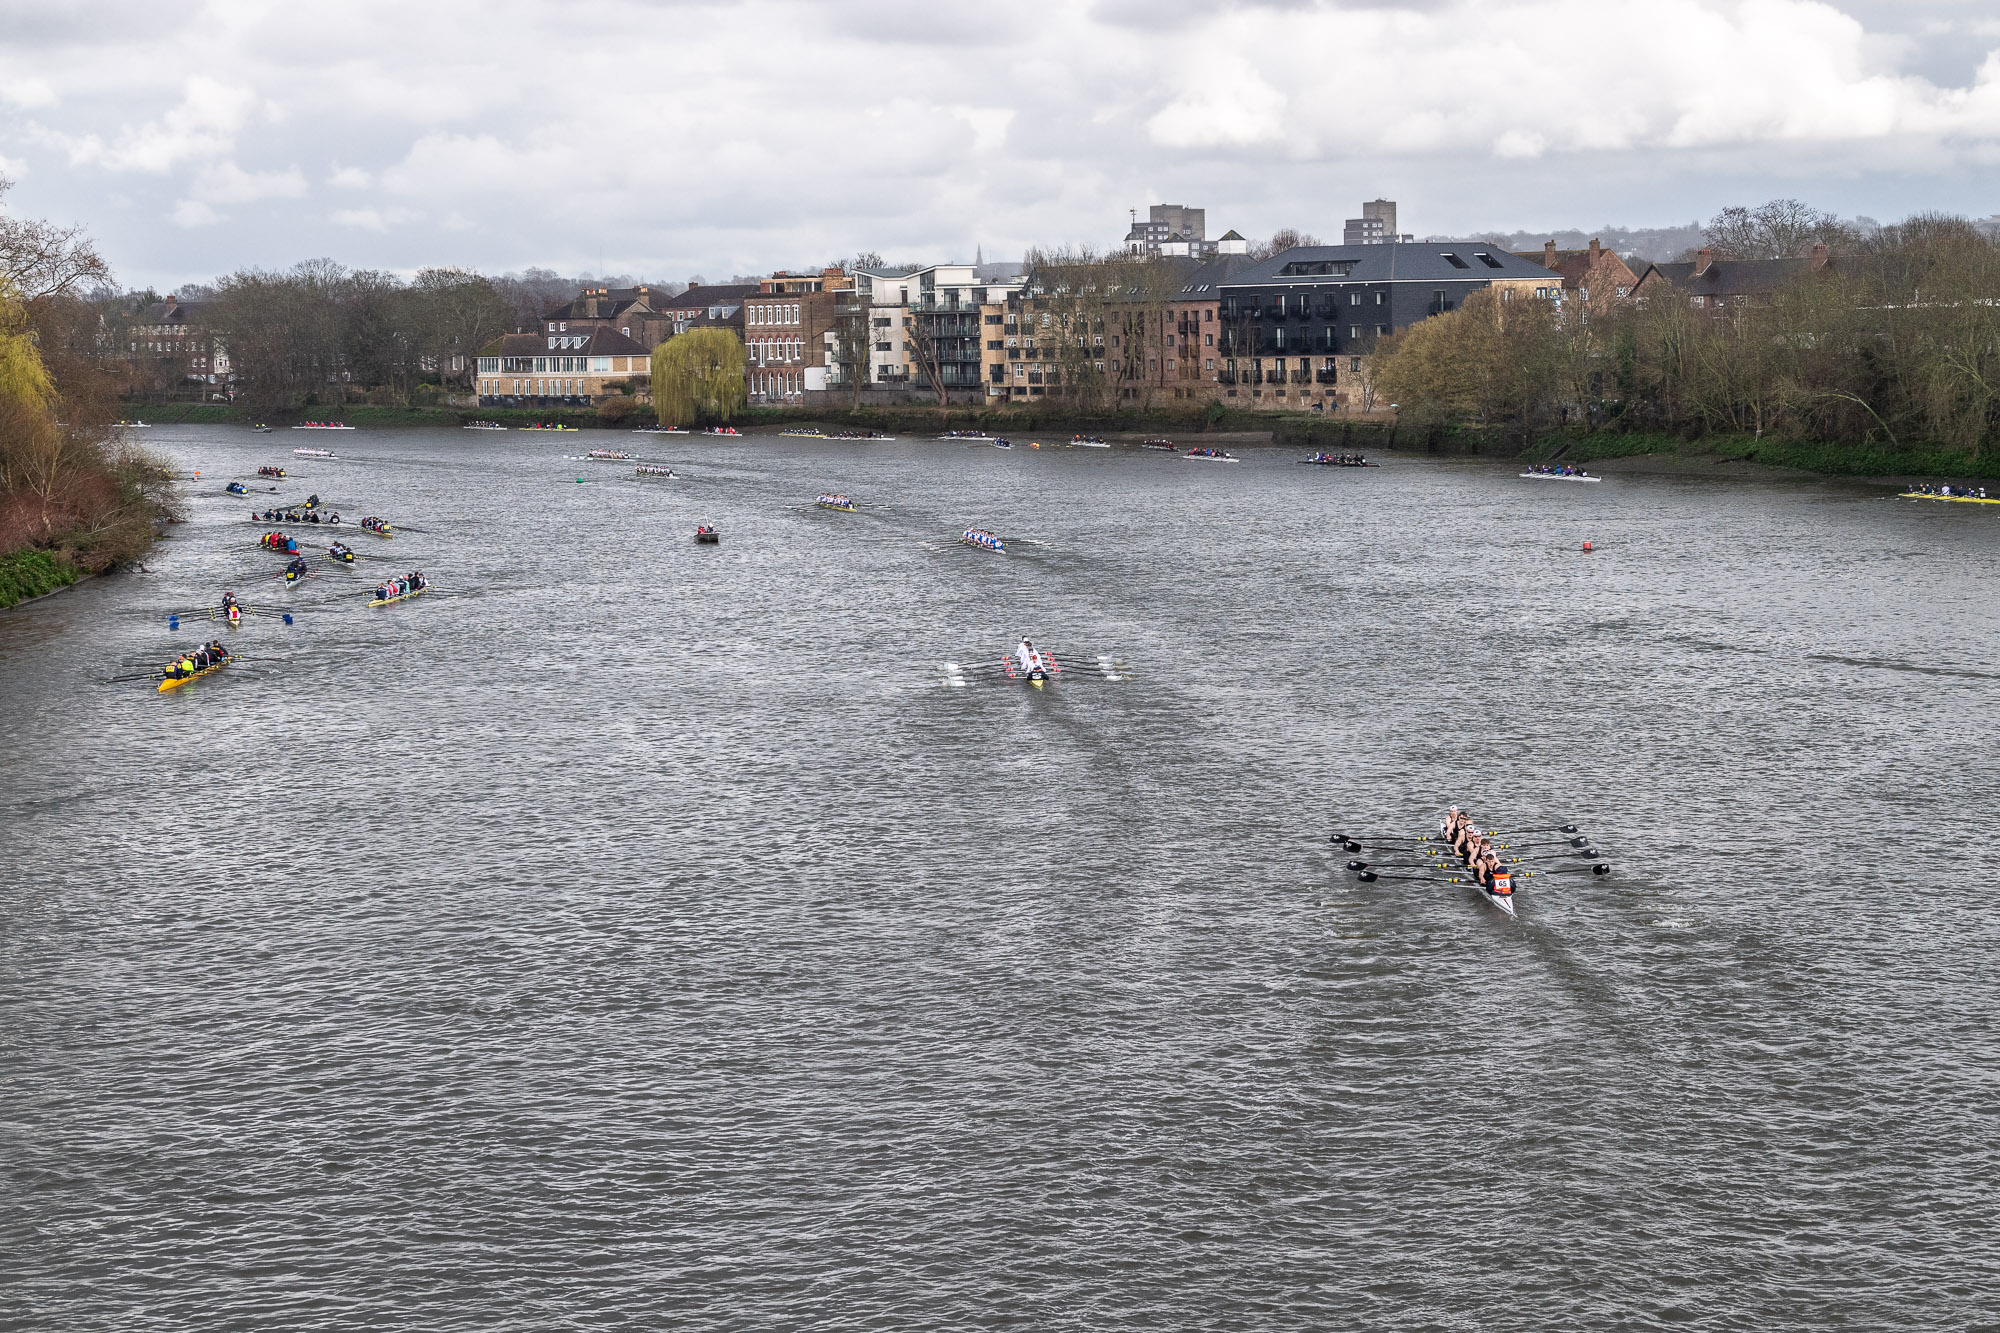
1373;201;2000;461
1;175;172;583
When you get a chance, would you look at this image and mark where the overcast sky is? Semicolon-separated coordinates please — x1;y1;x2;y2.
3;0;1999;291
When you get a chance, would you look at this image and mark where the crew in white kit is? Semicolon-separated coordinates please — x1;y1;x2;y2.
1017;638;1047;678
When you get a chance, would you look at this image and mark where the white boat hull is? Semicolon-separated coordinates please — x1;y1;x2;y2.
1520;472;1600;482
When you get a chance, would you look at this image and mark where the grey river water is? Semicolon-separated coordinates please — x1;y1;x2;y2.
3;425;1998;1330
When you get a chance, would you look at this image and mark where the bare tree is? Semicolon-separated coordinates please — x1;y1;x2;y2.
0;176;111;305
1703;199;1858;260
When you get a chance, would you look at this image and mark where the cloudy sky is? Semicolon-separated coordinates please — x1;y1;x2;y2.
3;0;1999;290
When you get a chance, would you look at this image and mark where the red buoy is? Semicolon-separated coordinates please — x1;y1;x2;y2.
1582;540;1594;552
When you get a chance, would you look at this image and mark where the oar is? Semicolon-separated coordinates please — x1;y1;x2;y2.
1494;824;1582;835
1493;837;1592;850
1346;857;1523;871
1520;864;1613;878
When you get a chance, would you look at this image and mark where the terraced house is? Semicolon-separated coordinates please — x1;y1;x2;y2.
1215;243;1558;410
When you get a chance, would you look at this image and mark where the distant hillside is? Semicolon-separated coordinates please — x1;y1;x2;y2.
1423;222;1707;264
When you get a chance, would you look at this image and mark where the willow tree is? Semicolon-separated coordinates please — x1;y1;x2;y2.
651;328;746;427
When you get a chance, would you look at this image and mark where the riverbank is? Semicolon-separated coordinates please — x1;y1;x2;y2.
121;402;1997;483
0;549;80;610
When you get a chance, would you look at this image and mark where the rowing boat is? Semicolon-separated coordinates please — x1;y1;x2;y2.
292;423;353;430
356;523;394;538
1520;471;1601;483
158;656;232;693
1900;490;1999;505
1435;821;1516;917
636;465;678;477
293;447;336;457
1185;449;1238;462
368;585;427;608
959;528;1006;552
816;495;857;512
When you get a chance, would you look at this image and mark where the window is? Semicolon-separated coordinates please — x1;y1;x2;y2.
1378;324;1390;336
1350;357;1362;372
1349;325;1360;339
1440;253;1471;270
1375;292;1385;305
1474;252;1504;269
1204;333;1213;346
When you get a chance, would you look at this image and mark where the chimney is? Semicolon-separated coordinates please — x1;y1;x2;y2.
1543;240;1556;268
1693;248;1714;277
1810;241;1829;271
1589;238;1601;262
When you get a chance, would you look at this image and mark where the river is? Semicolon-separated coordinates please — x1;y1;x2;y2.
2;425;1996;1330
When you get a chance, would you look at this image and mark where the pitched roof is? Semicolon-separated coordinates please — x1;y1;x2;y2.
478;326;650;358
1220;242;1558;287
1633;256;1820;297
654;283;760;313
1175;253;1262;296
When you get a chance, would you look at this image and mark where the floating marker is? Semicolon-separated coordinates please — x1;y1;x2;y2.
168;615;180;630
281;613;294;625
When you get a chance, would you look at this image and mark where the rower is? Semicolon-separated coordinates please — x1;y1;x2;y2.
1017;637;1046;678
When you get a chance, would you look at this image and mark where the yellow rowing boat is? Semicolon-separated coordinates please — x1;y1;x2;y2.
1900;491;1999;505
158;656;232;693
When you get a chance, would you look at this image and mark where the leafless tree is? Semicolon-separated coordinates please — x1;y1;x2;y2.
0;176;111;306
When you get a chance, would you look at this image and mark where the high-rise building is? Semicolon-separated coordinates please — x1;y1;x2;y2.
1343;200;1412;246
1123;204;1219;258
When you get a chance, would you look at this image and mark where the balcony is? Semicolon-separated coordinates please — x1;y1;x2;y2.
1315;370;1338;385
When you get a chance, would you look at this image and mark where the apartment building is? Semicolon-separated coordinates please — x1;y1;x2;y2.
1122;203;1220;259
1215;243;1557;410
833;263;1024;400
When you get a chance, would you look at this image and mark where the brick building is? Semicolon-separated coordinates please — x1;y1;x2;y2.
540;287;679;350
745;270;853;403
1629;244;1832;309
1512;238;1641;309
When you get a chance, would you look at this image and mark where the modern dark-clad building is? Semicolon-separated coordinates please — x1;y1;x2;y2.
1214;243;1560;410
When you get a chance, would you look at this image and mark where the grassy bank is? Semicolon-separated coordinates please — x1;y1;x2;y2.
0;548;80;609
1520;431;1996;481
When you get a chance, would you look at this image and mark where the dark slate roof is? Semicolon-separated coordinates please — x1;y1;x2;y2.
1175;253;1262;296
1220;242;1558;287
138;300;204;326
1633;256;1820;297
478;327;650;357
655;283;760;313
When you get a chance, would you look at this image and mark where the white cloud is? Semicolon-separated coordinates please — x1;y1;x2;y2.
171;199;224;228
1;0;1998;286
191;161;307;204
333;207;419;231
55;76;255;173
0;74;57;110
